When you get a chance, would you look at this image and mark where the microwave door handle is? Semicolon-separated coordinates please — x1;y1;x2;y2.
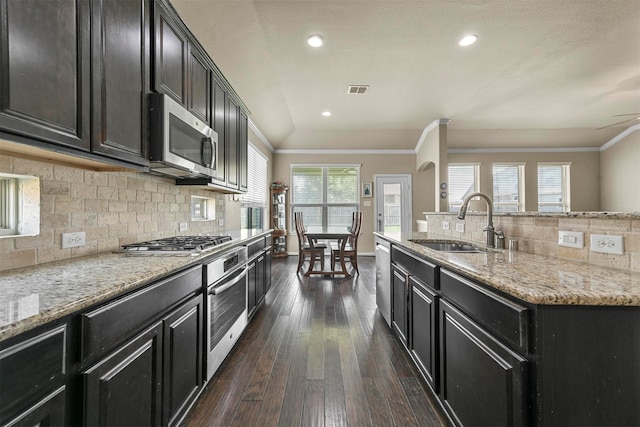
201;136;214;168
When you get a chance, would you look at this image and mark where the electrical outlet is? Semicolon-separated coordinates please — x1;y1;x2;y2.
62;232;85;249
179;223;188;232
558;230;584;248
455;223;465;233
218;219;224;227
442;221;450;230
590;234;624;255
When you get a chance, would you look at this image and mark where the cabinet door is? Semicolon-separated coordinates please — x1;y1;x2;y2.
264;248;272;293
226;97;239;188
439;300;527;427
238;111;248;191
163;296;203;427
83;322;163;427
91;0;150;165
211;79;227;183
0;0;90;150
2;386;66;427
410;278;438;390
247;259;257;318
153;1;187;105
188;45;210;123
391;265;409;346
255;252;265;306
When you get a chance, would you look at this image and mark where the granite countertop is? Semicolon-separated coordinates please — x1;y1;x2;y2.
376;231;640;307
422;211;640;219
0;229;270;343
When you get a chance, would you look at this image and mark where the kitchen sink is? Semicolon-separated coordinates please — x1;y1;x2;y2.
409;240;482;253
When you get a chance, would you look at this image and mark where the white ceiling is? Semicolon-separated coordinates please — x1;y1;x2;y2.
171;0;640;150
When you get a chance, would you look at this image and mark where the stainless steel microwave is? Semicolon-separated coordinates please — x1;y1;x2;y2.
149;93;217;179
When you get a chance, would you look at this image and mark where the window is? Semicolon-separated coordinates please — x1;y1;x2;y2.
0;173;40;238
492;164;524;212
241;144;268;230
290;165;359;230
448;164;480;212
538;163;571;212
191;196;215;221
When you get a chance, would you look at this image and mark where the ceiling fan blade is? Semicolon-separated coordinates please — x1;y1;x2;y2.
595;117;638;130
611;113;640;117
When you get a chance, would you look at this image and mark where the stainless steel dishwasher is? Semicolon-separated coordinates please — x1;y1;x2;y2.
375;238;391;326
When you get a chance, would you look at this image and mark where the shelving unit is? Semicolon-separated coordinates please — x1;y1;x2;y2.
270;185;288;258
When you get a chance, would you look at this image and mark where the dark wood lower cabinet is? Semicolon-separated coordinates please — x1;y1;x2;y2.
391;264;409;346
440;299;527;427
3;386;66;427
163;296;203;427
83;321;163;426
410;277;438;391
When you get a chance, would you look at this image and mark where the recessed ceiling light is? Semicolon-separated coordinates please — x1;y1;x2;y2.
458;34;478;47
307;35;324;47
322;111;332;117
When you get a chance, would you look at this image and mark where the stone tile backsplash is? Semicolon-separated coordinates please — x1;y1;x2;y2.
1;154;228;272
426;213;640;272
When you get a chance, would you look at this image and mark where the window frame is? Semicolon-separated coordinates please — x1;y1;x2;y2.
492;163;525;212
447;163;480;212
290;164;361;231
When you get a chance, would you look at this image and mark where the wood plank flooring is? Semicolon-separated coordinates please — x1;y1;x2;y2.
181;256;450;427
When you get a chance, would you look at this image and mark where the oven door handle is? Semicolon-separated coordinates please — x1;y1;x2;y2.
209;267;248;295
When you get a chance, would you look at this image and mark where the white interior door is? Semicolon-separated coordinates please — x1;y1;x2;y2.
374;175;412;233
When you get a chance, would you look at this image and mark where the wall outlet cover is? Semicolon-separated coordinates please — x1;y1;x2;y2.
590;234;624;255
62;231;86;249
455;223;465;233
179;223;188;232
442;221;450;230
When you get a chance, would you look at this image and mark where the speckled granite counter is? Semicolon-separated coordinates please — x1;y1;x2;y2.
423;211;640;219
376;231;640;306
0;230;270;343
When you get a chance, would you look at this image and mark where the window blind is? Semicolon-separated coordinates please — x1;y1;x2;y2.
493;164;524;212
448;164;479;212
241;144;268;207
538;164;570;212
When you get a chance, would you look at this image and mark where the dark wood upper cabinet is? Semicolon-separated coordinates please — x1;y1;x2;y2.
211;79;227;183
91;0;150;165
226;96;239;189
0;0;91;150
153;1;187;105
188;44;210;123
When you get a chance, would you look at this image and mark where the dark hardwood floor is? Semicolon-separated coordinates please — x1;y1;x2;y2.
182;256;449;427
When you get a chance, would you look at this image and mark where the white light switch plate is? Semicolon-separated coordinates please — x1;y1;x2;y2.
455;223;465;233
590;234;624;255
558;230;584;248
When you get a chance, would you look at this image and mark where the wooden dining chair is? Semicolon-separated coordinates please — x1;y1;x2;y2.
331;211;363;274
294;212;326;274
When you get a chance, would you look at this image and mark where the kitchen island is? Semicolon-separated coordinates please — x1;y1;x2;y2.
375;230;639;427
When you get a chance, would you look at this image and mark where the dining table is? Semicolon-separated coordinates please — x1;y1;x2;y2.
303;226;353;277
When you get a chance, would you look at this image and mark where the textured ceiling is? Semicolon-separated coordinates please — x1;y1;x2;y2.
171;0;640;150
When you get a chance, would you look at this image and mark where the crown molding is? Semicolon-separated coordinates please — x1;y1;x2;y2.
414;119;450;153
274;149;415;155
447;146;600;154
600;123;640;151
248;118;275;153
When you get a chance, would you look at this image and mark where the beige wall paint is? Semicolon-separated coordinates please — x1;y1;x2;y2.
415;123;448;211
272;152;432;255
447;151;601;211
600;130;640;212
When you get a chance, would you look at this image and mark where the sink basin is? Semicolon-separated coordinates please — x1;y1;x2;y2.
409;240;482;253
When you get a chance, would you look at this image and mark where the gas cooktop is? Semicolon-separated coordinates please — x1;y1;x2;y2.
119;235;233;254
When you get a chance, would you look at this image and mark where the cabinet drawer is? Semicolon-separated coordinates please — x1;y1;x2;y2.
247;237;265;257
81;265;202;362
440;269;529;352
392;246;438;290
0;325;66;420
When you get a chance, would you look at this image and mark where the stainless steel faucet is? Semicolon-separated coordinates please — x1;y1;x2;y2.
457;192;504;248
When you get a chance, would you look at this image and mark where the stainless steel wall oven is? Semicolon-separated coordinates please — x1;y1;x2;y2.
204;246;248;380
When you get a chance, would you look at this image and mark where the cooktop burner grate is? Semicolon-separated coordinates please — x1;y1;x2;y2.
120;235;232;253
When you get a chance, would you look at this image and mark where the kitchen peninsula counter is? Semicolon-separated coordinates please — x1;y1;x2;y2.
0;229;271;343
375;231;640;307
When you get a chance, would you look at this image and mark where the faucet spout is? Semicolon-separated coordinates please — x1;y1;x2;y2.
457;192;497;248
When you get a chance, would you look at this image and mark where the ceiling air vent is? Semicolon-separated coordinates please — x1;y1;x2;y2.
347;85;369;95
